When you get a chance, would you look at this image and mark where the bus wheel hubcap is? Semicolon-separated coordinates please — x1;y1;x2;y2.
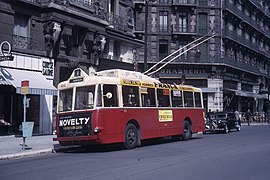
128;130;135;144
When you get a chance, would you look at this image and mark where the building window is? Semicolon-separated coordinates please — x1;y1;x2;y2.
160;0;169;4
113;41;121;61
159;11;168;32
13;14;30;49
198;0;208;6
179;41;188;60
198;13;208;34
179;12;188;32
159;40;168;60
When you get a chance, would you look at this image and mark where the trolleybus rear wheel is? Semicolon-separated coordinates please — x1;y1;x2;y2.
182;121;192;141
124;123;138;149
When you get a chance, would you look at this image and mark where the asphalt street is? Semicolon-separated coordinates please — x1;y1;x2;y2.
0;125;269;180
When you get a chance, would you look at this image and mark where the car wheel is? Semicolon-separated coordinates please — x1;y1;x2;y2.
224;124;229;133
124;123;138;149
236;125;241;131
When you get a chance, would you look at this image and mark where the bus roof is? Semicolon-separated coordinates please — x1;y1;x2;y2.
58;68;202;92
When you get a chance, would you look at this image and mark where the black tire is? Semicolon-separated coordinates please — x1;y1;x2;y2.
236;125;241;131
224;124;229;133
124;123;138;149
182;121;192;141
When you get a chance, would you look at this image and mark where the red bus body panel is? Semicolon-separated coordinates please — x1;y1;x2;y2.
54;107;205;146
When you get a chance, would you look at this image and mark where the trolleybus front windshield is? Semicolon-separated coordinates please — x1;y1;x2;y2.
58;85;96;112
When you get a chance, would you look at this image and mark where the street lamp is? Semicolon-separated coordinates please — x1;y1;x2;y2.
144;0;155;72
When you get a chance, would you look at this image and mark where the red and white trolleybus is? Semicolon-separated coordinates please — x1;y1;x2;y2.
53;68;205;149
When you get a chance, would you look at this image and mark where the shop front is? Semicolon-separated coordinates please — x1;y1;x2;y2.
0;58;57;135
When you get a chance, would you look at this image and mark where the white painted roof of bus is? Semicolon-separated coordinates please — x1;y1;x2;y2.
58;68;202;92
96;69;160;83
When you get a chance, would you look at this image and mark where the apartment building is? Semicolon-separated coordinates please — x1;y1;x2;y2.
134;0;270;115
0;0;142;135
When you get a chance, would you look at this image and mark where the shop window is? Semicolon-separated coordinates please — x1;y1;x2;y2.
122;86;139;107
157;89;170;107
103;84;118;107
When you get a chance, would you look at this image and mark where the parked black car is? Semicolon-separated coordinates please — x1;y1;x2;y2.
205;111;241;133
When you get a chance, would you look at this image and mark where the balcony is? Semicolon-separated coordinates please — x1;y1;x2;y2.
224;0;270;38
12;35;32;50
223;56;260;75
223;29;258;52
107;13;127;32
224;0;257;29
172;24;197;35
172;0;197;6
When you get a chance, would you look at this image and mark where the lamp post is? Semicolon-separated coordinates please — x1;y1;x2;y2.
144;0;155;72
267;58;270;123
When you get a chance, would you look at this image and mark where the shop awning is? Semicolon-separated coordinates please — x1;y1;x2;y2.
0;67;57;95
225;88;267;99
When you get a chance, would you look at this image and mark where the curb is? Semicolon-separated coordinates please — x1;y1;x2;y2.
0;145;81;160
0;149;53;160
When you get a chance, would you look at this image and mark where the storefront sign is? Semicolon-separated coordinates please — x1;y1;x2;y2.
42;61;54;77
0;41;14;61
21;80;29;94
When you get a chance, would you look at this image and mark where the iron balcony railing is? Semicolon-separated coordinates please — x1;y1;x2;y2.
172;24;197;34
224;0;270;38
18;0;130;32
12;35;32;50
172;0;197;6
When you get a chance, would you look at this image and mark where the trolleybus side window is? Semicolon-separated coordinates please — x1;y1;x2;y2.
171;90;183;107
122;86;139;107
59;89;73;112
194;92;202;108
141;88;156;107
183;91;194;107
75;86;95;110
103;84;118;107
157;89;170;107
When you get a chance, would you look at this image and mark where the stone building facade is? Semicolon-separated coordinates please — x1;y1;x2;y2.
134;0;270;116
0;0;142;135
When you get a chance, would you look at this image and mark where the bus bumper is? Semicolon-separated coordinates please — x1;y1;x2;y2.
53;135;99;146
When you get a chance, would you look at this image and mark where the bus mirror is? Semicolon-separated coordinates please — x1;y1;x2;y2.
105;92;112;99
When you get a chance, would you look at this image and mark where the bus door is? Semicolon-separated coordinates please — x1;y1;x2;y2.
101;84;122;138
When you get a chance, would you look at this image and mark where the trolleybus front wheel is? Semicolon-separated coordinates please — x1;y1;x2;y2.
124;123;138;149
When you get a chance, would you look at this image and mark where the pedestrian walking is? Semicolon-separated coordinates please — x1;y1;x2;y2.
234;109;240;125
246;109;252;126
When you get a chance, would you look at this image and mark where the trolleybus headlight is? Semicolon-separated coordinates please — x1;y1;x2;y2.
94;127;103;134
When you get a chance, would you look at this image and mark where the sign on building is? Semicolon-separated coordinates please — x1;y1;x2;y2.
0;41;14;61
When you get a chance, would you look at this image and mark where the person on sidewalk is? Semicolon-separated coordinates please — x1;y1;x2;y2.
234;109;241;126
246;109;252;126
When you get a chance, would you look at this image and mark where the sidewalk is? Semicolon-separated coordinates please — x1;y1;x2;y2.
0;135;60;160
0;122;269;160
